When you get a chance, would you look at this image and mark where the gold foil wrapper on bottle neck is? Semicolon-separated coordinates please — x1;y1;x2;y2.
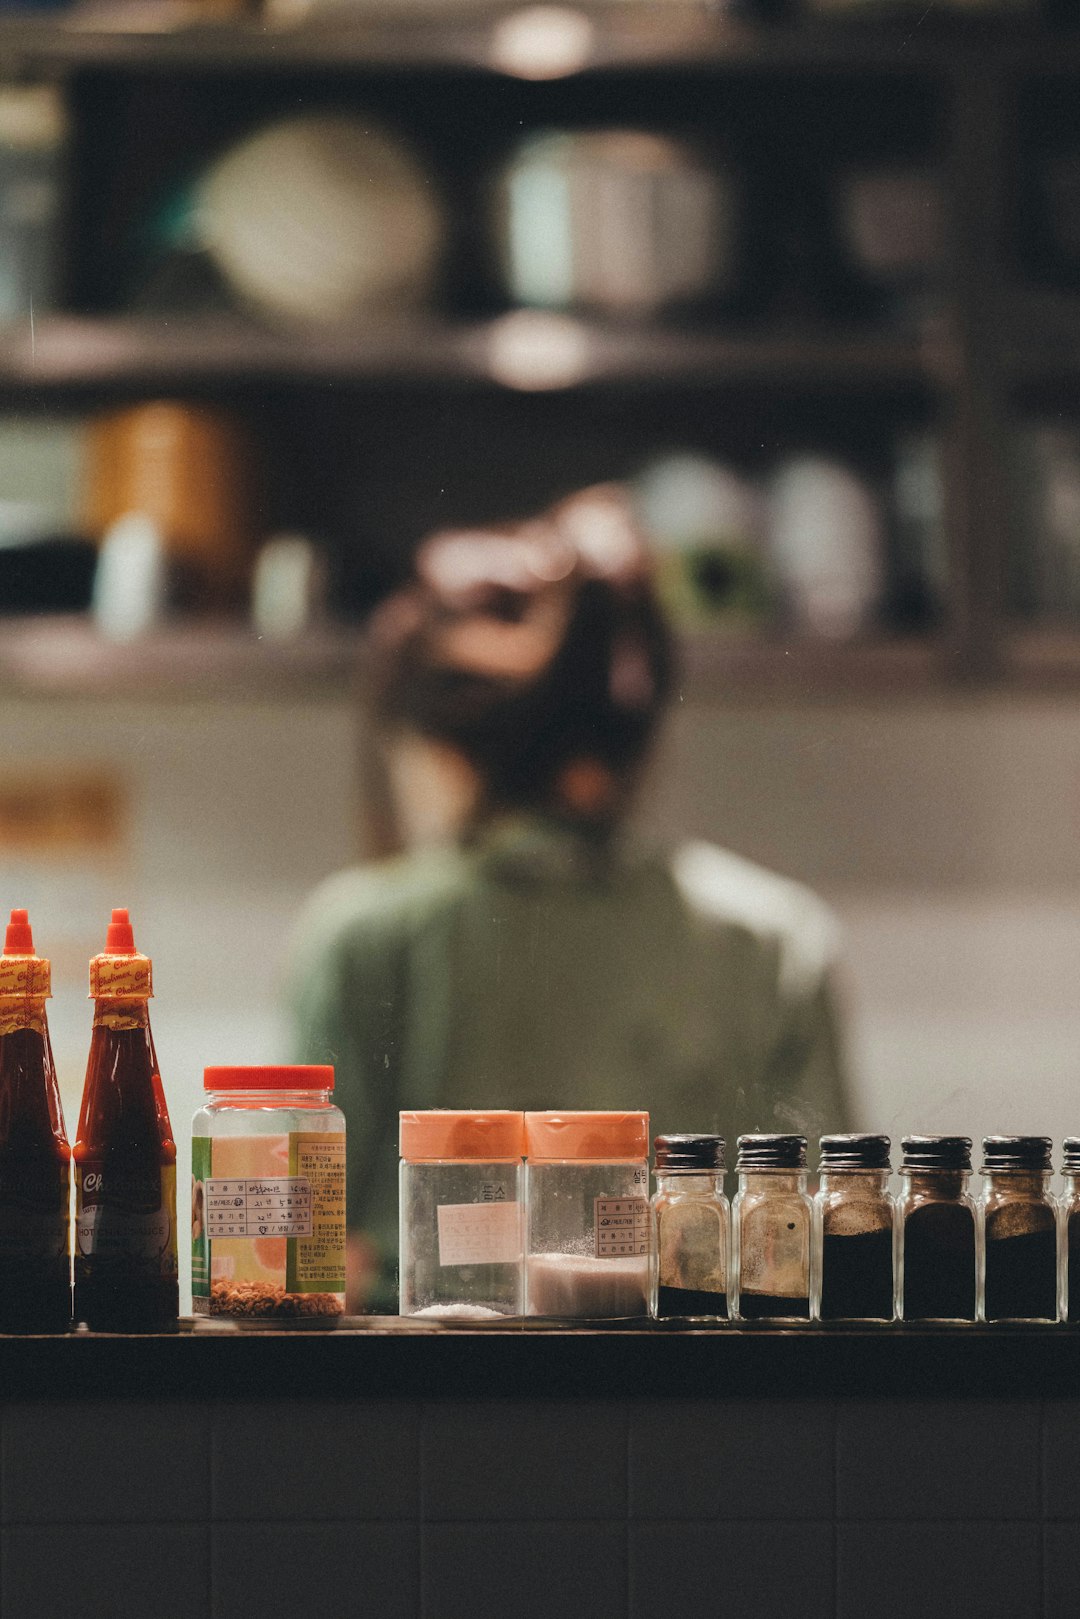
89;952;153;1000
0;997;46;1036
0;954;50;999
0;954;51;1036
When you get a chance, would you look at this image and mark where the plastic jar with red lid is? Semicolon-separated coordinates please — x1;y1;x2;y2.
191;1065;345;1323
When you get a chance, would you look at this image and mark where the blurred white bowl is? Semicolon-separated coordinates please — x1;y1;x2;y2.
195;112;444;325
493;128;739;318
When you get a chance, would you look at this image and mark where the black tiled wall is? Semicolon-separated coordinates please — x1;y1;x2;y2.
0;1394;1067;1619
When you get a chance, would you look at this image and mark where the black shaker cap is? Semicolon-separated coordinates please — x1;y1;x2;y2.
1064;1138;1080;1171
654;1134;725;1171
736;1133;807;1170
819;1133;891;1171
981;1135;1053;1172
901;1135;972;1171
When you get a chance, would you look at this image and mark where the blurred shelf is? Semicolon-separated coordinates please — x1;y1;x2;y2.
0;616;955;701
0;5;1075;76
678;632;947;700
0;313;940;394
1006;291;1080;390
0;615;363;698
1002;628;1080;690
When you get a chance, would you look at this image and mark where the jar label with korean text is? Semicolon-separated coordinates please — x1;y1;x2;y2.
191;1133;345;1317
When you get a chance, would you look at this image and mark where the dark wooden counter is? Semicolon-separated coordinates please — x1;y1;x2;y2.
9;1315;1080;1401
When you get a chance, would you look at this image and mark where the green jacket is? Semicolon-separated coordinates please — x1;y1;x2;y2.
289;819;853;1305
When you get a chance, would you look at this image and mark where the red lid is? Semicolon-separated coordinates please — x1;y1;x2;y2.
4;908;34;956
203;1064;335;1091
105;907;136;955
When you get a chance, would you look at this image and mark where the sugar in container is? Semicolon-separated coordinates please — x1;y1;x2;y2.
399;1110;525;1320
524;1110;650;1319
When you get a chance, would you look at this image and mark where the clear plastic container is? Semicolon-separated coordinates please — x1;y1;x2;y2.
525;1111;650;1320
399;1110;525;1321
651;1134;728;1322
733;1134;811;1322
814;1133;895;1323
192;1065;345;1323
980;1135;1058;1323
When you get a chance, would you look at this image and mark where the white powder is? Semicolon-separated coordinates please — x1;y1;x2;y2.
407;1303;509;1320
527;1252;649;1319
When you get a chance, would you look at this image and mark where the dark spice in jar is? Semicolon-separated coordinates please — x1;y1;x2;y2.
656;1284;727;1319
899;1136;976;1322
817;1134;894;1322
981;1137;1057;1322
1069;1212;1080;1323
983;1222;1057;1321
738;1291;810;1321
820;1228;894;1321
902;1201;976;1320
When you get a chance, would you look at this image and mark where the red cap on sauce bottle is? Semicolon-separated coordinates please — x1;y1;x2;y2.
3;908;34;956
89;908;153;999
0;908;50;997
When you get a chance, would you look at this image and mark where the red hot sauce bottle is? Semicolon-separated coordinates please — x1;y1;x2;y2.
0;909;71;1332
74;909;178;1331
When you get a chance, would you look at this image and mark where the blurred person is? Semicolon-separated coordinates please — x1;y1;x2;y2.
289;485;853;1309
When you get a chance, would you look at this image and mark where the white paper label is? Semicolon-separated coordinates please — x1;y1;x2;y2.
205;1177;313;1239
594;1196;650;1258
437;1201;522;1267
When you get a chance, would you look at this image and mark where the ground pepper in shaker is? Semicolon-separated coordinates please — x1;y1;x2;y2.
980;1135;1058;1323
733;1134;811;1322
815;1133;895;1322
652;1134;728;1322
1062;1138;1080;1324
898;1135;976;1322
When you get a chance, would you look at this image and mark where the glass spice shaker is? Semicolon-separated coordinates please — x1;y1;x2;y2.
733;1134;811;1322
815;1134;895;1323
897;1135;976;1322
651;1134;728;1322
1062;1138;1080;1325
980;1135;1058;1323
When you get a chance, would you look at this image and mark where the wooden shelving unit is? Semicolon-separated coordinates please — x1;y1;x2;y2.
0;615;945;703
0;2;1076;694
0;311;939;389
0;6;1073;75
0;614;363;697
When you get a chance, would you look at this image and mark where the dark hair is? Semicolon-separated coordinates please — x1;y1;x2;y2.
369;485;675;822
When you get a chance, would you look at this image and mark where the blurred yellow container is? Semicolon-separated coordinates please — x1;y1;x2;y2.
83;400;261;604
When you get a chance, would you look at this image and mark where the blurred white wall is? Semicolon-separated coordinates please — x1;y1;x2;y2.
641;696;1080;1157
0;691;360;1304
1;684;1079;1303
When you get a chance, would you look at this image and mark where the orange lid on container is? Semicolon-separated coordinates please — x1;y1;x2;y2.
400;1110;525;1162
524;1111;649;1161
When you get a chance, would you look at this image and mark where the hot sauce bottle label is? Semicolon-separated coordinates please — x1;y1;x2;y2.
76;1162;177;1270
192;1133;345;1316
0;1162;69;1257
